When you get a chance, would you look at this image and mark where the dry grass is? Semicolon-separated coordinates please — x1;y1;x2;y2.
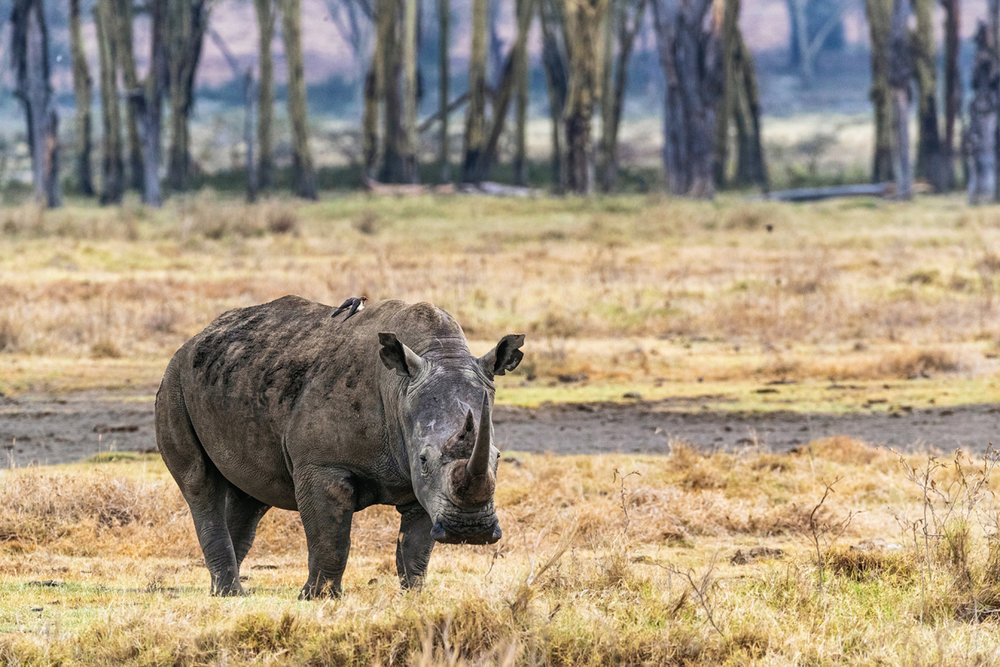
3;443;1000;663
1;193;999;401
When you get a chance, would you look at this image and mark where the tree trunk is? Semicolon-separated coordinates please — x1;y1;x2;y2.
471;0;536;182
438;0;451;182
110;0;146;195
540;0;568;193
865;0;894;183
462;0;489;183
941;0;959;191
11;0;61;208
910;0;945;191
715;0;735;186
94;0;124;204
785;0;811;83
967;22;998;205
401;0;419;183
166;0;208;193
732;33;767;188
651;0;723;199
376;0;406;183
888;0;912;200
281;0;318;198
561;0;609;195
209;28;257;202
513;0;530;186
69;0;94;197
254;0;275;190
598;0;647;193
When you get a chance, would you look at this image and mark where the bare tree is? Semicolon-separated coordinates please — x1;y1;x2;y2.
438;0;451;182
911;0;946;191
112;0;167;206
513;0;530;186
94;0;124;204
540;0;569;191
166;0;209;192
967;22;997;205
254;0;276;190
209;28;258;202
889;0;912;199
401;0;419;183
561;0;609;195
11;0;60;207
866;0;894;182
786;0;850;85
651;0;723;198
598;0;647;192
462;0;489;182
716;0;767;189
281;0;318;198
69;0;94;197
941;0;960;191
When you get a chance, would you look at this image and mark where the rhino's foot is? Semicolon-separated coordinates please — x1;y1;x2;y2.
211;581;246;597
299;580;343;600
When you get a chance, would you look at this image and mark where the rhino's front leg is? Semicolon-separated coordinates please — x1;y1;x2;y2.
396;502;435;589
294;465;356;599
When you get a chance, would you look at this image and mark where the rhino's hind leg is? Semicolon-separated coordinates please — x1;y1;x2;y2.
294;465;356;599
156;380;244;597
226;487;270;568
395;503;435;589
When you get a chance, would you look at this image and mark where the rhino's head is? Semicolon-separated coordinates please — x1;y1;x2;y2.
378;331;524;545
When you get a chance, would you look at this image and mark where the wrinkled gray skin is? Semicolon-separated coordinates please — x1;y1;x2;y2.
155;296;524;598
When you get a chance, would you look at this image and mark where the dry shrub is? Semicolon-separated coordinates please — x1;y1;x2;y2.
90;338;123;359
877;348;962;378
263;202;298;235
0;313;23;352
667;442;728;490
826;546;916;583
797;436;884;466
353;209;382;235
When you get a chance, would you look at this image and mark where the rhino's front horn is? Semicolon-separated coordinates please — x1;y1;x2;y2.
467;391;492;479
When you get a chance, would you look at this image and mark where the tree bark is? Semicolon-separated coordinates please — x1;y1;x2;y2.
69;0;94;197
281;0;318;198
967;22;998;205
911;0;945;191
941;0;959;191
376;0;406;182
889;0;912;200
561;0;609;195
470;0;535;182
94;0;124;205
11;0;61;208
438;0;451;182
209;28;257;202
166;0;209;193
462;0;489;182
651;0;723;199
598;0;647;192
401;0;419;183
113;0;143;193
513;0;530;186
865;0;894;183
254;0;275;190
732;33;767;188
540;0;569;192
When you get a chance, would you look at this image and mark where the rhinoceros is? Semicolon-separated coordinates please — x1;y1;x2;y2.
155;296;524;598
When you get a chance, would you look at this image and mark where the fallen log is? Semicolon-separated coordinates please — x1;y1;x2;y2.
766;183;890;202
361;174;539;198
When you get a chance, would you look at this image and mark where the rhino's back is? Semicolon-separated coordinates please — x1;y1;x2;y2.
163;296;463;508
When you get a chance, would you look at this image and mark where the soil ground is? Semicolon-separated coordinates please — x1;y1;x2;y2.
1;390;997;466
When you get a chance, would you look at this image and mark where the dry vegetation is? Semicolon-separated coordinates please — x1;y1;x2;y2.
3;442;1000;663
1;192;1000;408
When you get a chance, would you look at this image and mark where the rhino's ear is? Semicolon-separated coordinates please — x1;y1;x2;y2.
479;334;525;377
379;332;426;378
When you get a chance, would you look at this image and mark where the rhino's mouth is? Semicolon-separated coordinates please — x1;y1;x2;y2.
430;518;502;545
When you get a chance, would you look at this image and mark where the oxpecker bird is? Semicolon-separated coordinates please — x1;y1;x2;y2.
332;296;368;321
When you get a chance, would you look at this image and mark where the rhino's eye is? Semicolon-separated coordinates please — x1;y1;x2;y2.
419;454;428;465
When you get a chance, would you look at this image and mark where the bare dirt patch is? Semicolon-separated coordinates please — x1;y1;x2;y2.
0;391;996;466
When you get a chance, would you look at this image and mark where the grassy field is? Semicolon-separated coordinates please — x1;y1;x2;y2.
2;192;1000;409
3;442;1000;664
3;193;1000;663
